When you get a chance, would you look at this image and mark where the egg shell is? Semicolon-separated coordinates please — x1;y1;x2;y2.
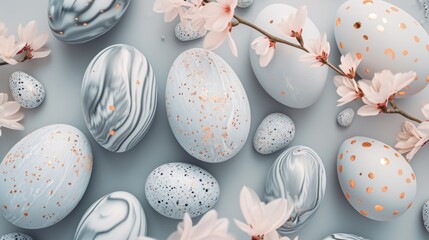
9;71;45;109
265;146;326;233
323;233;369;240
0;124;93;229
253;113;295;154
422;200;429;232
82;44;157;153
337;108;355;127
175;23;206;41
48;0;131;44
166;48;251;163
249;4;328;109
74;191;146;240
0;233;35;240
334;0;429;96
145;162;220;219
337;136;416;221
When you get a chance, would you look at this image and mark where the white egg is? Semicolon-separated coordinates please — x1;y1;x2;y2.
249;4;328;109
0;124;93;229
74;191;146;240
166;48;251;163
422;200;429;232
323;233;369;240
237;0;253;8
175;23;206;41
9;71;45;109
337;108;355;127
337;136;416;221
334;0;429;96
0;233;35;240
145;162;220;219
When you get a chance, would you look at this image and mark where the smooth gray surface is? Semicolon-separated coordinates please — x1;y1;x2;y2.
0;0;429;239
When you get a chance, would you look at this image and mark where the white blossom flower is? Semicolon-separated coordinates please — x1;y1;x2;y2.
0;35;25;65
299;33;330;67
251;36;275;67
339;53;361;79
0;93;24;136
278;6;307;38
17;20;50;59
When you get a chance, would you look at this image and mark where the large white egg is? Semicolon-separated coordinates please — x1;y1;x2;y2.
334;0;429;96
337;136;416;221
74;191;146;240
166;48;251;163
145;162;220;219
0;124;93;229
249;4;328;109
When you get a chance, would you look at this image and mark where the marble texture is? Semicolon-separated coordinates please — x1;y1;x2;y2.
337;108;355;127
82;44;157;153
0;124;93;229
265;146;326;234
174;24;206;41
423;200;429;232
253;113;295;154
166;48;251;163
145;162;220;219
323;233;369;240
0;233;35;240
74;191;146;240
48;0;131;44
9;71;45;109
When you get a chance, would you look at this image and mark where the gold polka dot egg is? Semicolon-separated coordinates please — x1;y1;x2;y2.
337;136;416;221
334;0;429;96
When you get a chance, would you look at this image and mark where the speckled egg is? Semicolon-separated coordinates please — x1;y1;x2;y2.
9;71;45;109
0;124;93;229
337;108;355;127
249;4;328;109
422;200;429;232
145;162;220;219
337;136;416;221
323;233;369;240
74;191;146;240
253;113;295;154
237;0;253;8
334;0;429;96
0;233;35;240
166;48;251;163
175;23;206;41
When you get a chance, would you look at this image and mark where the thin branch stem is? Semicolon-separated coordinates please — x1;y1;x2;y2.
384;108;423;123
0;62;9;66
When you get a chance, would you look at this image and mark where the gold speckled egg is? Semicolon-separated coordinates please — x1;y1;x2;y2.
337;136;416;221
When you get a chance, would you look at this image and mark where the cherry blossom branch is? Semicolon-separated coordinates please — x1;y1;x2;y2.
387;100;423;123
0;62;8;66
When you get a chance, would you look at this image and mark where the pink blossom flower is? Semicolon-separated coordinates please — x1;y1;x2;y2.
357;71;416;116
339;53;361;79
0;35;25;65
168;210;235;240
203;23;237;56
278;6;307;38
185;0;206;34
201;0;237;32
251;36;275;67
0;93;24;136
422;103;429;120
333;76;362;106
234;186;293;240
17;20;50;59
0;22;7;36
299;33;330;67
395;121;429;160
153;0;192;23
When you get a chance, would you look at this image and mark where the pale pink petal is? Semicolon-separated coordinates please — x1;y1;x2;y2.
234;219;252;235
164;8;179;22
203;29;228;50
260;47;275;67
422;104;429;120
32;49;51;59
358;104;380;116
227;32;237;57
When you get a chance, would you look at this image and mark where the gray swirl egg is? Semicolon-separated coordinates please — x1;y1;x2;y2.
82;44;157;153
265;146;326;233
74;191;146;240
175;24;206;41
48;0;131;44
337;108;355;127
0;233;35;240
145;162;220;219
423;200;429;232
323;233;369;240
9;71;45;109
253;113;295;154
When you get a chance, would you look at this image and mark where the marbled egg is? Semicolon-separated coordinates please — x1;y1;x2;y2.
48;0;131;44
265;146;326;233
166;48;251;163
0;233;35;240
82;44;157;153
145;162;220;219
337;108;355;127
422;200;429;232
334;0;429;96
253;113;295;154
323;233;369;240
74;191;146;240
337;136;416;221
0;124;93;229
9;71;45;109
249;4;328;109
175;23;206;41
237;0;253;8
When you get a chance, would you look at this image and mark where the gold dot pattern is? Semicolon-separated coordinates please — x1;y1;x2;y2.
374;205;384;211
368;172;375;179
384;48;396;60
380;157;390;166
354;22;362;29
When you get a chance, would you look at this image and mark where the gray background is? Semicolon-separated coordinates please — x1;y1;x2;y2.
0;0;429;239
